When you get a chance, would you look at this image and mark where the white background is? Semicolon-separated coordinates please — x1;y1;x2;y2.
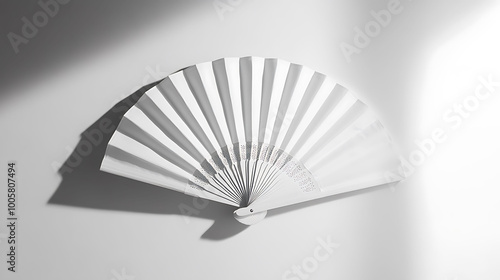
1;0;499;279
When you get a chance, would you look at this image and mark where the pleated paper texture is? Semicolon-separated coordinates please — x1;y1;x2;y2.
101;56;404;224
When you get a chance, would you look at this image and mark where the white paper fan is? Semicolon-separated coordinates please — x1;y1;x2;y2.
101;56;405;225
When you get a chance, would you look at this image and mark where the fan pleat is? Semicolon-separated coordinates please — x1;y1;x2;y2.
225;58;246;145
158;78;219;161
257;58;277;143
299;102;368;164
289;84;349;157
278;71;325;152
196;62;233;152
116;118;197;177
212;58;240;145
273;66;314;150
262;59;289;145
183;66;228;150
134;95;209;171
105;145;188;186
239;57;253;142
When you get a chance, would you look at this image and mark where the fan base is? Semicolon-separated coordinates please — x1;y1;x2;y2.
233;209;267;225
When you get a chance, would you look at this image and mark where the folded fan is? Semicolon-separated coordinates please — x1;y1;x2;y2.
101;56;405;225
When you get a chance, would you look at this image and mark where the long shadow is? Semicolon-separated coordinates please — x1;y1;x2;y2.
48;81;249;240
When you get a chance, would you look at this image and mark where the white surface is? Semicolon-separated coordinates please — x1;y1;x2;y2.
1;1;500;279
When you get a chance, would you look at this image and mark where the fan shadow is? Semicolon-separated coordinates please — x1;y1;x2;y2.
47;81;246;240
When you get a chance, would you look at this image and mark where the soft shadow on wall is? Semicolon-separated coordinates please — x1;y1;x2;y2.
48;81;250;241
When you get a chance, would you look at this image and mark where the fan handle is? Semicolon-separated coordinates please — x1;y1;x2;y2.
233;208;267;225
